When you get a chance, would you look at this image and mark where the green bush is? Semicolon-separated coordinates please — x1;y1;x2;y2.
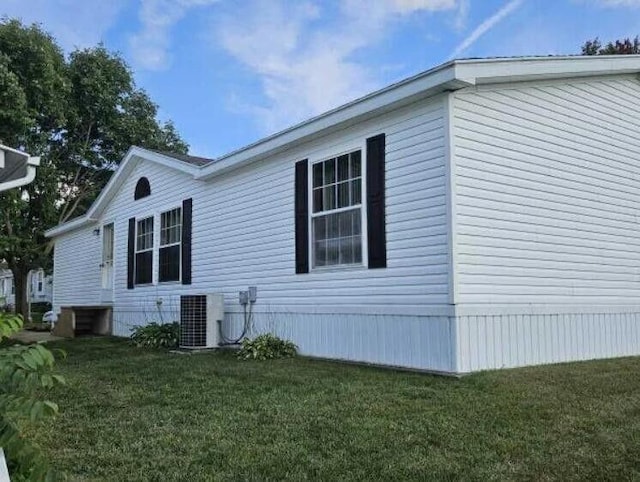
237;333;297;360
0;312;65;480
130;322;180;349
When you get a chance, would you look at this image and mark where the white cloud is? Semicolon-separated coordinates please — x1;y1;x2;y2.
129;0;220;71
1;0;125;50
449;0;523;59
218;0;460;134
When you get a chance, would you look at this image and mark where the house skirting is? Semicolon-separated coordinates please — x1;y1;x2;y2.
109;306;640;374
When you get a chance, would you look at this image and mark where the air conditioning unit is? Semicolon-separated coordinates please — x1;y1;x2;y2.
179;294;224;349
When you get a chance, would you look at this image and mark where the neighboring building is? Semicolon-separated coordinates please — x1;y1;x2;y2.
46;55;640;374
0;269;14;308
0;268;52;309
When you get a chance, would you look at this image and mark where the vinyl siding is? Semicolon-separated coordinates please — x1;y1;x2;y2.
97;97;449;322
52;226;102;311
452;75;640;306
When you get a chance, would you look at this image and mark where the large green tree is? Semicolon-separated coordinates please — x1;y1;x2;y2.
0;19;188;319
582;36;640;55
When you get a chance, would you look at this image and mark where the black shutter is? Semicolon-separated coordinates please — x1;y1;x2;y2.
181;198;193;285
366;133;387;269
127;218;135;289
295;159;309;274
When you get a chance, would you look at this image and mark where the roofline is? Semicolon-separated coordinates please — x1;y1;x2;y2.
46;54;640;237
195;54;640;180
45;147;200;238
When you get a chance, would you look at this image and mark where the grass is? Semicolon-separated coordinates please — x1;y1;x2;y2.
27;337;640;481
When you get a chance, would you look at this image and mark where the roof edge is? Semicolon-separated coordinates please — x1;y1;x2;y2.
46;147;201;238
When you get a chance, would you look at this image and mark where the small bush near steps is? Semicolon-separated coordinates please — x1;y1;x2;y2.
237;333;297;360
130;322;180;349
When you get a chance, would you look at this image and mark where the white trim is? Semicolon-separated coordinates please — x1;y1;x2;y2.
443;93;458;305
454;304;640;316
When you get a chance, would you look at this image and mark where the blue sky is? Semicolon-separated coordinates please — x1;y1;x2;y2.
2;0;640;158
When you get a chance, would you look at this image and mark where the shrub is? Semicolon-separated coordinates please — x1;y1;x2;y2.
0;312;65;480
237;333;297;360
131;322;180;349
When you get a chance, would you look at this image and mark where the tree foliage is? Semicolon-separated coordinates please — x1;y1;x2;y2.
0;19;188;318
582;36;640;55
0;312;65;480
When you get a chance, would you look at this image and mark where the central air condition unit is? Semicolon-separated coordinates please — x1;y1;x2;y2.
179;294;224;349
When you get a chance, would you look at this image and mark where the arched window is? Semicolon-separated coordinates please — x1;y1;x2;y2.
134;177;151;200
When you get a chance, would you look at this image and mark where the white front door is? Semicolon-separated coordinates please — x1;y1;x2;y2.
101;223;114;302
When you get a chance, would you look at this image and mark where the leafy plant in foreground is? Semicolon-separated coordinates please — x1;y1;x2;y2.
0;312;65;480
130;322;180;349
237;333;297;360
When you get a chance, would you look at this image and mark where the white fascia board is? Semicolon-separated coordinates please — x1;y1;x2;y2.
196;63;467;180
455;54;640;85
85;147;200;219
46;147;200;238
44;214;97;238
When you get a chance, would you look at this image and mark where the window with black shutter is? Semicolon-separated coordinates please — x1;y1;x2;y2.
159;207;182;282
135;216;154;284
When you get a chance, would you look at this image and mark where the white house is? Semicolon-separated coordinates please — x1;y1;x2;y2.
0;268;53;309
46;55;640;374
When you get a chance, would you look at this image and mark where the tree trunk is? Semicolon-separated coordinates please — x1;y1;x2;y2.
10;266;29;320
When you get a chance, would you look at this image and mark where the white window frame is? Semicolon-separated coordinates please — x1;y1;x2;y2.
134;215;154;285
158;206;182;283
307;142;368;271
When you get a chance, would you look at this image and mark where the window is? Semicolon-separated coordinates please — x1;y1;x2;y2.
135;216;154;284
36;272;43;293
134;177;151;200
159;207;181;282
311;150;363;268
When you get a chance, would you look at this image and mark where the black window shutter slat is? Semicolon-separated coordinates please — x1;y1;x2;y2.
366;133;387;269
295;159;309;274
181;198;193;285
127;218;135;289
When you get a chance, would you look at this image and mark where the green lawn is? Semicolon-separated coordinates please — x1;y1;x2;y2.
28;337;640;481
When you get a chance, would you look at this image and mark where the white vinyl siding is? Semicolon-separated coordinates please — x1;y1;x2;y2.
452;75;640;306
89;96;450;325
52;227;102;310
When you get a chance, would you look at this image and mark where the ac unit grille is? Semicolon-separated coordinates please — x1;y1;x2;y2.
180;295;207;348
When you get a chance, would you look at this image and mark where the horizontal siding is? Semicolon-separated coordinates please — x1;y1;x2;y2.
453;75;640;305
52;227;102;312
457;312;640;372
88;97;450;316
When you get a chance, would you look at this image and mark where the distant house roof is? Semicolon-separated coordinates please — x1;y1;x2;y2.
149;150;215;167
46;54;640;238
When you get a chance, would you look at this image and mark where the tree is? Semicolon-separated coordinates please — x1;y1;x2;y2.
0;312;65;479
582;36;640;55
0;19;188;319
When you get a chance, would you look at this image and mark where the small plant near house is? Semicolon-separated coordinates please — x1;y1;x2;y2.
130;322;180;349
237;333;297;360
0;312;65;480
